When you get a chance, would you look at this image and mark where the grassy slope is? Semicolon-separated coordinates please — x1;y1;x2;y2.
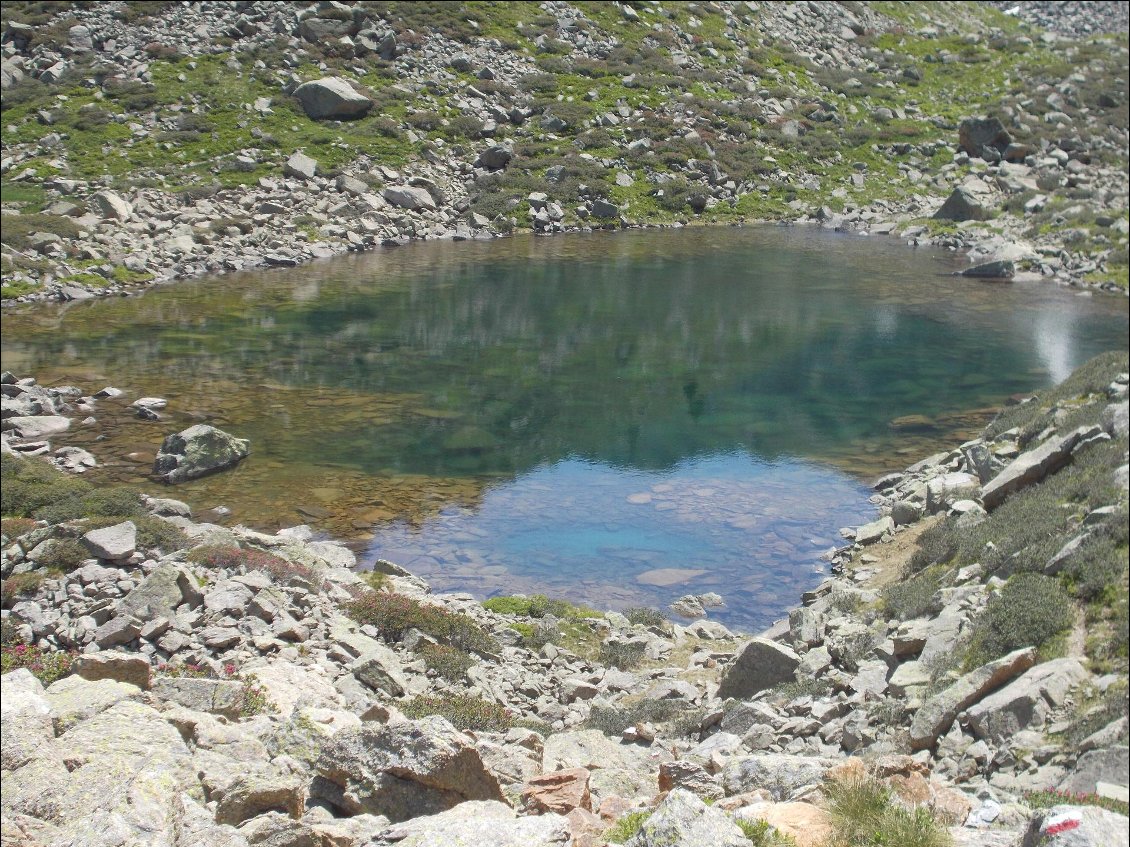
1;2;1125;252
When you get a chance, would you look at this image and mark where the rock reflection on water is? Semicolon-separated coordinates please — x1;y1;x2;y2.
365;453;873;633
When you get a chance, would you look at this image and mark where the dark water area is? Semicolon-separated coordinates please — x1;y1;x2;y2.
3;226;1126;629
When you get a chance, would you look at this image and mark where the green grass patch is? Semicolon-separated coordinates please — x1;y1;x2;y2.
400;693;513;732
824;776;954;846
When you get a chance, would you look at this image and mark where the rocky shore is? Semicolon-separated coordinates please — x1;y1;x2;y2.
3;347;1128;847
2;0;1128;303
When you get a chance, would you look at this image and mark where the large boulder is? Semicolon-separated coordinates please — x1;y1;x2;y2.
958;116;1012;158
283;151;318;180
722;754;834;800
933;185;995;221
369;800;571;847
152;424;249;484
625;788;750;847
311;716;504;822
909;647;1036;750
382;185;437;211
1059;748;1130;797
293;77;373;120
981;426;1100;509
964;658;1088;744
88;190;133;221
1;700;195;847
716;637;801;700
81;521;137;561
541;729;664;804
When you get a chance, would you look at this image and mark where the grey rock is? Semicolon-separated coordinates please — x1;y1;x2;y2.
82;520;137;560
716;637;801;700
73;651;151;690
933;186;994;222
909;647;1036;750
591;199;619;218
151;677;247;718
958;116;1012;157
284;151;318;180
383;185;437;211
118;562;201;618
625;788;749;847
722;754;833;800
962;260;1015;279
311;716;504;822
88;190;133;221
964;657;1088;744
6;415;70;438
153;424;250;484
370;800;570;847
1059;748;1130;797
293;77;373;120
476;144;512;170
982;426;1100;509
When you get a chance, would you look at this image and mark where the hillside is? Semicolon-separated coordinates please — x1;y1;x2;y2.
1;0;1128;300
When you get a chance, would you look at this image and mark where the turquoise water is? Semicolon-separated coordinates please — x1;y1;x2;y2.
2;226;1126;629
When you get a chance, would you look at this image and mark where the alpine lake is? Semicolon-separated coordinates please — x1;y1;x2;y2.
3;226;1127;631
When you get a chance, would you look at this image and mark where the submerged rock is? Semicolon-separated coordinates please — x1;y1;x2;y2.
152;424;250;484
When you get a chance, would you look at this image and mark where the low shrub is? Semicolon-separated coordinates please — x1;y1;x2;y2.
483;593;598;620
623;607;666;628
34;538;89;571
606;811;650;844
1;517;39;539
965;573;1073;668
348;591;497;655
599;640;647;669
187;544;315;583
823;776;954;847
883;570;942;621
738;819;798;846
905;518;959;575
1;571;46;608
418;643;475;680
0;213;81;251
585;698;684;736
1;641;74;685
400;693;513;732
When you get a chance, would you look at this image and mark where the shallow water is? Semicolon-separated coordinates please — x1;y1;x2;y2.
3;226;1126;629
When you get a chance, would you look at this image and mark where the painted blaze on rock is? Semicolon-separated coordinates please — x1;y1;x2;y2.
152;424;250;484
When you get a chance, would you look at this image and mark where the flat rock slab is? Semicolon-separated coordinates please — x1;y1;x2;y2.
981;426;1099;509
82;520;137;560
293;77;373;120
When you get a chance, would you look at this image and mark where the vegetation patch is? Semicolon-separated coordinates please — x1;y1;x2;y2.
965;573;1073;668
187;544;316;584
0;640;75;686
348;590;497;655
822;776;954;847
400;693;514;732
418;642;475;680
1024;787;1129;818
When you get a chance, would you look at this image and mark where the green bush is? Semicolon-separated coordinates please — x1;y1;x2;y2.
1024;788;1129;818
0;213;81;251
737;819;798;846
348;591;497;655
584;698;684;736
606;811;650;844
400;694;513;732
983;351;1128;442
823;776;954;846
599;640;647;669
965;574;1073;667
883;570;942;620
623;607;667;628
34;538;89;571
906;518;959;575
418;643;475;680
1;571;46;608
